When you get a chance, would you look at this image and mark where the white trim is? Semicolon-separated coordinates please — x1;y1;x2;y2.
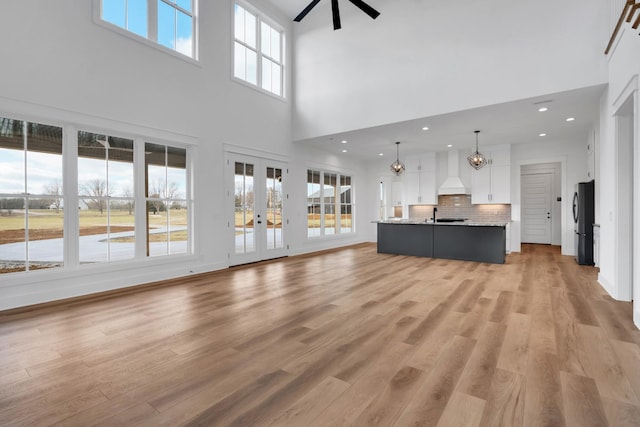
612;74;638;112
305;168;356;239
231;0;286;99
223;143;288;163
611;74;638;302
0;95;199;146
0;255;225;311
65;125;80;269
514;156;568;255
0;106;195;296
598;271;615;296
93;0;200;64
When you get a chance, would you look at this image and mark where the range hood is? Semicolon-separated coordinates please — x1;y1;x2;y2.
438;150;470;195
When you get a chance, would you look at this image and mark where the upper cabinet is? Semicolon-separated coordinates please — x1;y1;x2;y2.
471;145;511;204
405;153;437;205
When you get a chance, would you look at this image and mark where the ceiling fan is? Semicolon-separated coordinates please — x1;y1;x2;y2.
294;0;380;30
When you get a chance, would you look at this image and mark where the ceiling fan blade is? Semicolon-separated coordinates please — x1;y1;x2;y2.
331;0;341;29
347;0;380;20
294;0;322;22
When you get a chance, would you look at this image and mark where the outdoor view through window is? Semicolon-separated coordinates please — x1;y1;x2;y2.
0;118;63;273
0;116;190;275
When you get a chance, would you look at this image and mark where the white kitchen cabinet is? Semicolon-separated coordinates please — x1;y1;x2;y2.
391;181;404;206
405;153;436;205
471;146;511;204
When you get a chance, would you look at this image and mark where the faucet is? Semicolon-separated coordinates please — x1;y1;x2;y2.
432;207;438;222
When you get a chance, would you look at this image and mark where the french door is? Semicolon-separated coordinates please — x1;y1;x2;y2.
227;153;287;266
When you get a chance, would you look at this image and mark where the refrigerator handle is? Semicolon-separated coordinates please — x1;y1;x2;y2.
572;192;579;223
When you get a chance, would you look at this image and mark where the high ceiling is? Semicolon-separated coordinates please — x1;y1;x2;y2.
266;1;605;160
295;85;605;159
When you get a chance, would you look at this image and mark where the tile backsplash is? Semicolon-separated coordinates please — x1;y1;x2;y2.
408;195;511;223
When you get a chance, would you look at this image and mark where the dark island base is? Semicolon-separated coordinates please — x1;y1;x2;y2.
377;223;506;264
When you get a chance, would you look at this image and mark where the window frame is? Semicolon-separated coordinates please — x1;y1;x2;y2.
232;1;286;99
0;110;195;277
95;0;199;62
306;169;355;238
0;117;65;273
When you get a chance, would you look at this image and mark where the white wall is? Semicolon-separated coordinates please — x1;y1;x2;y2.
597;17;640;328
511;138;589;255
0;0;370;310
293;0;609;140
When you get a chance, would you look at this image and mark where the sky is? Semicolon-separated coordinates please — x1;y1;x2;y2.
0;148;186;199
102;0;193;57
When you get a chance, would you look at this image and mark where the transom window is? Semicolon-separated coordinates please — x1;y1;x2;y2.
307;169;353;237
100;0;196;58
234;2;284;97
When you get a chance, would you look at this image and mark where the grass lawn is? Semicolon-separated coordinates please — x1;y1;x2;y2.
0;209;188;244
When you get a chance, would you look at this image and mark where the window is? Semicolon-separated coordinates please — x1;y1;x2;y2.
0;117;64;274
0;113;192;276
145;142;188;257
78;131;135;263
307;169;353;237
100;0;196;58
234;3;284;97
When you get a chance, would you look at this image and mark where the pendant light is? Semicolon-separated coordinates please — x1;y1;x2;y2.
390;141;405;175
467;130;488;170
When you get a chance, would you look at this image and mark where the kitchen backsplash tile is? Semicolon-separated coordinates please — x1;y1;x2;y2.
408;195;511;223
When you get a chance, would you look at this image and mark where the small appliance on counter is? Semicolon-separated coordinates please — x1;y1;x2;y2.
573;180;595;265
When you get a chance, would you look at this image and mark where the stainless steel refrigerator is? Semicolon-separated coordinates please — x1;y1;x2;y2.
573;180;595;265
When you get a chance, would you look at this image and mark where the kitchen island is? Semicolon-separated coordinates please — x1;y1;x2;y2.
376;220;507;264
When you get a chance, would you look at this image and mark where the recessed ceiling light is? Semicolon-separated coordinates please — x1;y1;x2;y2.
342;149;347;153
447;144;453;148
566;117;575;122
539;133;547;137
538;107;548;112
341;140;347;144
378;153;384;156
422;126;429;131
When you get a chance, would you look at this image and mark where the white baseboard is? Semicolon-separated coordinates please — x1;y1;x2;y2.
597;273;615;298
0;259;227;311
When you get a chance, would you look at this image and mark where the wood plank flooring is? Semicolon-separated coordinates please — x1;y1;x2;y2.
1;243;639;426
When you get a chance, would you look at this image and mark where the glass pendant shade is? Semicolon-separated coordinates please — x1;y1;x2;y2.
390;141;405;175
467;130;487;170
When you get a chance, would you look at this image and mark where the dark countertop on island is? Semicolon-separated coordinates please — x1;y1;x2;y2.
374;219;510;227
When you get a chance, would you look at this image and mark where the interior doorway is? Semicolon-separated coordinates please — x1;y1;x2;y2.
614;94;635;305
226;152;288;266
521;163;562;246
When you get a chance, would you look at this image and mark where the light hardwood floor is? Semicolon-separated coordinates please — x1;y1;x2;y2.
1;243;639;426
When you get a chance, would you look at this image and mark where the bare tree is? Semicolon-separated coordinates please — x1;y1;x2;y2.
167;181;180;201
148;181;181;214
148;180;165;214
122;187;135;215
81;179;110;214
43;180;63;212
